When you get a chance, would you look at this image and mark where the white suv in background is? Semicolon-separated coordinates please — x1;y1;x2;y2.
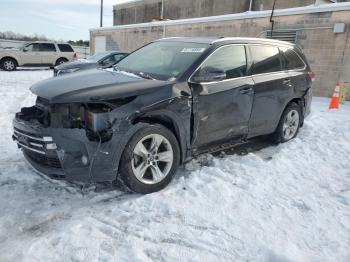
0;41;76;71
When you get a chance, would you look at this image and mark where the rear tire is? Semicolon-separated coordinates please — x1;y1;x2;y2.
271;102;301;143
119;124;180;194
55;58;68;66
1;58;17;71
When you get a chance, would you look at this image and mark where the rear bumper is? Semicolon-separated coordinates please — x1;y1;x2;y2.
304;87;312;117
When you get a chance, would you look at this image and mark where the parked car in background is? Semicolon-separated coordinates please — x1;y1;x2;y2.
53;51;128;76
0;41;76;71
12;37;314;194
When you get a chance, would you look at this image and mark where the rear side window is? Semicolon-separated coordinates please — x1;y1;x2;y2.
249;45;281;74
58;44;74;52
201;45;247;79
280;47;305;70
39;43;56;52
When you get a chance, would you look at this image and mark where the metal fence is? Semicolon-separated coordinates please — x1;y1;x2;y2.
0;39;90;59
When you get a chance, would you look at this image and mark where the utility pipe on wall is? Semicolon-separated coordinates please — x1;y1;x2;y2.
100;0;103;27
249;0;253;11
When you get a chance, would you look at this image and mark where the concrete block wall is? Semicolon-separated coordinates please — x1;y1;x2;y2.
92;9;350;99
113;0;251;25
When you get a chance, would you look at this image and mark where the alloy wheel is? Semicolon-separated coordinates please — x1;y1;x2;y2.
282;109;299;140
131;134;173;185
4;60;15;70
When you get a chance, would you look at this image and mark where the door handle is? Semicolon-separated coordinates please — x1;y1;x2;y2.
239;86;253;95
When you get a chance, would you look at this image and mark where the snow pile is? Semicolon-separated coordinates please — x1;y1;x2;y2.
0;70;349;261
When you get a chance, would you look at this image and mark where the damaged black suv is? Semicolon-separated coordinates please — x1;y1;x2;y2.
13;37;313;193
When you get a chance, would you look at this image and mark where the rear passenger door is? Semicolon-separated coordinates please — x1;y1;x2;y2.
39;43;58;65
247;44;292;138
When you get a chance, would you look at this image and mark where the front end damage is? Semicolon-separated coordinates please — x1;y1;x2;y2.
12;88;192;182
12;95;142;182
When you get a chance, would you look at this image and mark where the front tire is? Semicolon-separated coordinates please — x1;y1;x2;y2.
272;102;301;143
119;124;180;194
1;58;17;71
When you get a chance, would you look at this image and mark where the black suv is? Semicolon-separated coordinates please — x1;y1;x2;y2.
12;37;313;193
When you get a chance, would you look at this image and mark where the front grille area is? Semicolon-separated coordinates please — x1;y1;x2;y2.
13;127;61;169
23;149;62;168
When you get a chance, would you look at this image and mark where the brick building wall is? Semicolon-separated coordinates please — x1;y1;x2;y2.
92;5;350;99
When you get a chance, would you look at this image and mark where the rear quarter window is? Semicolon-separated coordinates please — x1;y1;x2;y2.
58;44;74;52
280;47;305;70
249;45;281;75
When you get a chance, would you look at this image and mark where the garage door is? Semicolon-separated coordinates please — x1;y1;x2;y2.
94;36;106;54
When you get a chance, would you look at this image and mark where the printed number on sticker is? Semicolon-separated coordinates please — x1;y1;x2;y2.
181;48;205;53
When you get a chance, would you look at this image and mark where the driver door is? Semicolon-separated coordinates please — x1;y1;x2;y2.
20;43;41;65
190;44;254;149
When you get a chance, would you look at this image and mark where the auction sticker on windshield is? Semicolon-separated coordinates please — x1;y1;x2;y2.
181;48;206;53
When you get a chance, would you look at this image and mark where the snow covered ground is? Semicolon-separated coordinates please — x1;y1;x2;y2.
0;70;349;262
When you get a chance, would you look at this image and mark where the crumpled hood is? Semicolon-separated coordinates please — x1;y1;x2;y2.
30;68;169;103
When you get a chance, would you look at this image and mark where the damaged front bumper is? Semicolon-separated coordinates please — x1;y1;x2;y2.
12;117;113;182
12;108;144;183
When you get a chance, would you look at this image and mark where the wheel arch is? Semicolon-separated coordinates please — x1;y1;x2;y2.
274;97;305;132
131;111;188;164
0;56;19;66
55;57;68;65
286;97;305;126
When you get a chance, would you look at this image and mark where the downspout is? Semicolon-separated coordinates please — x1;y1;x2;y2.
161;0;165;37
161;0;164;19
249;0;253;11
269;0;277;37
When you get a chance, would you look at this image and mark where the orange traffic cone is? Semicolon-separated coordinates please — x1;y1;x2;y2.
329;82;341;109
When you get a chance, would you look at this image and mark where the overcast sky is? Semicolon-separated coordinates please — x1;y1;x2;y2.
0;0;133;41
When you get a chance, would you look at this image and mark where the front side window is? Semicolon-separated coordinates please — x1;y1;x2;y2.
87;52;110;62
250;45;281;74
101;55;115;65
199;45;247;80
280;47;305;70
116;41;209;80
24;43;39;52
114;53;126;62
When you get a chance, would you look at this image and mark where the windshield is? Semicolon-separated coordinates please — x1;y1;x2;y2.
116;41;209;80
86;52;110;62
19;42;30;50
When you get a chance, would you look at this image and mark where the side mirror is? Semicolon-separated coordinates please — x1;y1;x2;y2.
192;66;226;83
23;48;28;52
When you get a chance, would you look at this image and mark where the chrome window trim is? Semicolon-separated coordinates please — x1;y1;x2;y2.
188;42;308;85
188;43;248;85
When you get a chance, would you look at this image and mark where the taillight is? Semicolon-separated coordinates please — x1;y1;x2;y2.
73;52;77;59
308;70;316;82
